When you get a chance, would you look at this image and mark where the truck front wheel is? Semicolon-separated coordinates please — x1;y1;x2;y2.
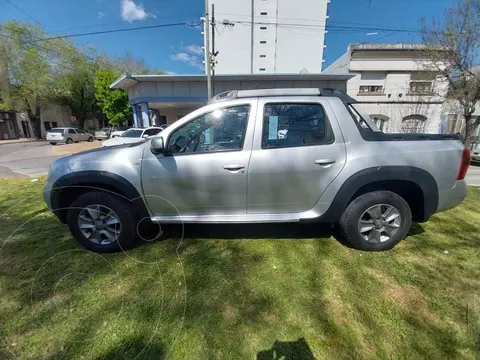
66;191;137;253
339;191;412;251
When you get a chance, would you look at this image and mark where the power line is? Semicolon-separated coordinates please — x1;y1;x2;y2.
0;23;98;63
50;13;201;34
228;19;423;34
3;0;45;29
0;33;77;73
25;22;200;43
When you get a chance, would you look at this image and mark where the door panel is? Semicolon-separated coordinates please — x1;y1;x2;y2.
141;151;251;216
141;102;257;217
247;99;347;214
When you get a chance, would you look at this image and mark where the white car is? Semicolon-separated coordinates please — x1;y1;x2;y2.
101;127;163;147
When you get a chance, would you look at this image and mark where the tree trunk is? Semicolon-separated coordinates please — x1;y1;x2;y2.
464;114;475;148
31;116;42;139
26;102;42;139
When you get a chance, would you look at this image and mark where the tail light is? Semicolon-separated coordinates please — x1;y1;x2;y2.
61;131;64;137
457;147;471;180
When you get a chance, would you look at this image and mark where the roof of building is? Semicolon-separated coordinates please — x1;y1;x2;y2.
110;73;354;90
348;43;447;52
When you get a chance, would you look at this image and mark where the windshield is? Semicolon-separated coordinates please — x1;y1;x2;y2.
49;128;64;133
121;129;143;138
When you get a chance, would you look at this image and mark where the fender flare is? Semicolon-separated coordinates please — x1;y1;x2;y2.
50;171;149;222
318;166;438;223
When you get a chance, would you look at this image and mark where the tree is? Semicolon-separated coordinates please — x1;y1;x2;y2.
94;69;132;126
421;0;480;146
56;48;98;130
0;21;58;138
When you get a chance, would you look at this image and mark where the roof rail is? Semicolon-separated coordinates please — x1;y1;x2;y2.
208;88;357;104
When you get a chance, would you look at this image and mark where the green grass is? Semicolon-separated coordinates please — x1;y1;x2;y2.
0;178;479;360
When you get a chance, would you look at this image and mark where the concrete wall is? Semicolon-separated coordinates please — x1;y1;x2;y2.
209;0;329;74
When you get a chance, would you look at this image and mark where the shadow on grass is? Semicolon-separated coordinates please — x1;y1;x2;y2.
1;181;479;359
95;336;165;360
257;338;315;360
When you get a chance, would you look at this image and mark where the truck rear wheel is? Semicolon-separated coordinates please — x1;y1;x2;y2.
67;191;137;253
339;191;412;251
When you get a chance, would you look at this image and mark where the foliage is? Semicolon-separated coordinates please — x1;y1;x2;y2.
0;20;161;135
94;69;132;126
0;21;57;138
421;0;480;145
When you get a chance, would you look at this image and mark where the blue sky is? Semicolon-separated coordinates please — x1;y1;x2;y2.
1;0;456;74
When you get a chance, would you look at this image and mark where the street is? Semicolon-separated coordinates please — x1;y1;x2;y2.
1;140;480;185
0;141;100;177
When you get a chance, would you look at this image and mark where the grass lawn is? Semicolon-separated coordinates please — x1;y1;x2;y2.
0;178;479;359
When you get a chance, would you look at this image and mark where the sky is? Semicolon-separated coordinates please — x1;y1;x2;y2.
0;0;457;75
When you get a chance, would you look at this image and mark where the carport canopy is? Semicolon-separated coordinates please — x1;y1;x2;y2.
110;73;353;127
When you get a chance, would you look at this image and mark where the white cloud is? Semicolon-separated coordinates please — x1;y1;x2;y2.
185;44;203;55
121;0;154;22
170;52;204;70
170;53;190;62
165;71;177;75
97;11;107;19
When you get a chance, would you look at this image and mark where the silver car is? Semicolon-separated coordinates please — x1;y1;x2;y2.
46;127;94;145
43;88;469;253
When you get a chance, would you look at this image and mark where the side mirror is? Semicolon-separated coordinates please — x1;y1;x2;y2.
151;136;166;154
142;134;149;138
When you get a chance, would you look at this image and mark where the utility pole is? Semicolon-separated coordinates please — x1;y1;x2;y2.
211;3;216;96
204;0;212;99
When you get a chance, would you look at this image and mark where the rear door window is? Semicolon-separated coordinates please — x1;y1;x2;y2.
262;103;334;149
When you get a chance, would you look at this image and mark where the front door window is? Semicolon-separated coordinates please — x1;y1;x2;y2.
167;105;250;154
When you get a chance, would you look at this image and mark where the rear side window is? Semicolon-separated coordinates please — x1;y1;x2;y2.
68;129;76;134
262;103;334;149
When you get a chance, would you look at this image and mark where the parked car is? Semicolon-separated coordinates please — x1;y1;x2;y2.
101;127;163;147
43;88;469;253
471;141;480;164
94;127;113;141
110;127;130;138
46;127;94;145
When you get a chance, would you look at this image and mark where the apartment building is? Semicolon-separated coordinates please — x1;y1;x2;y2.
206;0;330;74
324;44;449;134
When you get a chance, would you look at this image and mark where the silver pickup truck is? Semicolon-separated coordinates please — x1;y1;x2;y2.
43;88;470;253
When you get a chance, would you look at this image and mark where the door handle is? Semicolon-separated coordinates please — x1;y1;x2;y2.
314;159;336;166
223;164;245;171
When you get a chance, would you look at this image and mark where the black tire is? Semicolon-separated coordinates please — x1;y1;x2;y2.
66;138;73;144
88;137;94;142
50;142;57;145
339;191;412;251
67;191;137;253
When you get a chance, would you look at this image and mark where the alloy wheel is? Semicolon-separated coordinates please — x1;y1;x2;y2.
357;204;401;243
77;204;122;245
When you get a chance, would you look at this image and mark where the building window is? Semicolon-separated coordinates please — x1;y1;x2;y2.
262;103;334;149
370;115;389;132
259;68;266;71
401;115;427;133
44;122;52;131
260;26;267;30
260;55;266;58
359;85;383;94
409;81;433;94
446;114;459;134
260;40;266;44
52;121;58;128
260;12;267;15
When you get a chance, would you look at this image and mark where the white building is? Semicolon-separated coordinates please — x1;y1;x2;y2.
207;0;330;74
323;44;450;134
